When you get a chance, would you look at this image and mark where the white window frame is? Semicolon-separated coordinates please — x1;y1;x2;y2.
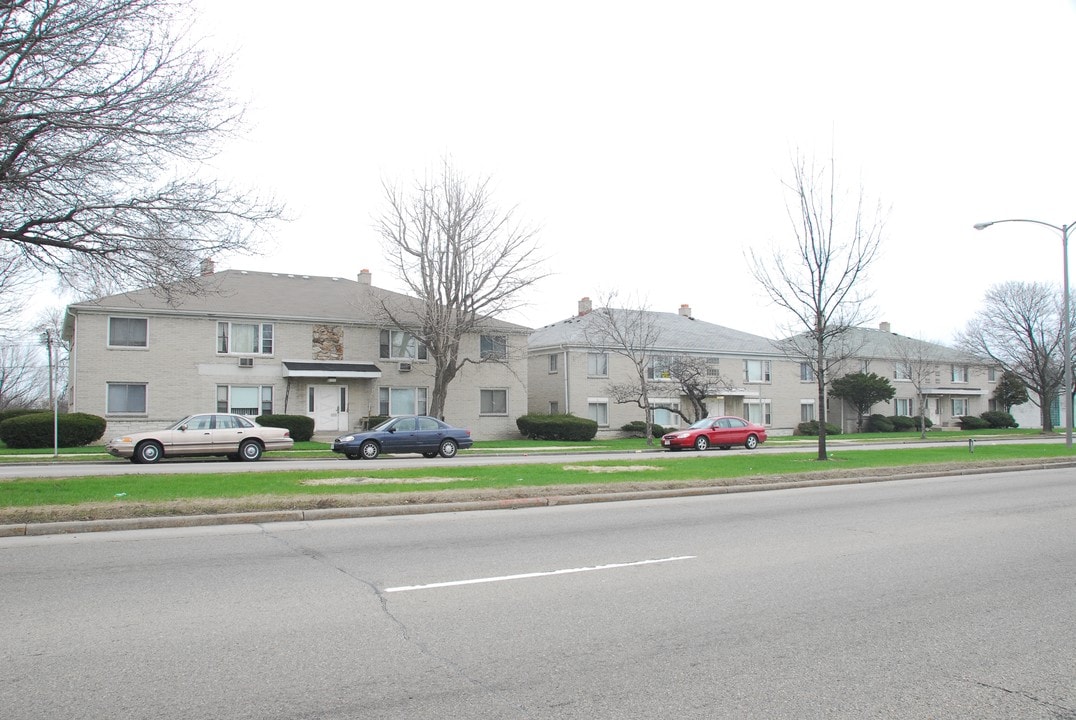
651;400;680;428
744;359;771;383
744;398;772;426
480;388;508;415
108;317;148;348
647;355;674;381
378;386;429;416
952;398;969;416
217;385;274;416
587;352;609;377
106;382;147;414
799;362;814;382
800;400;815;422
217;321;274;355
894;362;911;381
548;353;558;373
895;398;913;416
480;334;508;361
951;365;969;383
379;329;428;361
587;397;609;427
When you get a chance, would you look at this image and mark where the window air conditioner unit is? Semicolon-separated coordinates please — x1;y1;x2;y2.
398;361;412;372
238;357;254;368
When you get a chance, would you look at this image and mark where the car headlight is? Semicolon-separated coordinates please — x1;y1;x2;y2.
338;435;356;443
676;432;691;439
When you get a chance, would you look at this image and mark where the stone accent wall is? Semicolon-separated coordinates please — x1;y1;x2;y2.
313;324;343;360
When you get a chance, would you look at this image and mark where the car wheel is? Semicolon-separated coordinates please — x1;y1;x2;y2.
422;451;438;458
360;440;380;460
345;452;361;460
694;436;709;451
745;434;759;450
239;440;263;461
136;441;162;464
438;439;458;458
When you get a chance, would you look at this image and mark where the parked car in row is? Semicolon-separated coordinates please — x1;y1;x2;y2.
661;416;767;451
332;416;473;459
105;413;294;463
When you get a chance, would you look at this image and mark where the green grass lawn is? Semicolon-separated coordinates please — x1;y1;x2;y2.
1;442;1070;509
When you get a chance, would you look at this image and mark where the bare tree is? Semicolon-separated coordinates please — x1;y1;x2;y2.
892;335;945;439
666;355;735;422
374;158;546;417
582;293;662;445
749;153;884;460
0;0;283;302
0;337;48;410
957;281;1065;432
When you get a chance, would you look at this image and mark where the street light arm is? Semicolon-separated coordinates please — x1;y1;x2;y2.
973;218;1076;233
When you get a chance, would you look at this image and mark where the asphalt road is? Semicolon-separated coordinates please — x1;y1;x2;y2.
2;467;1073;719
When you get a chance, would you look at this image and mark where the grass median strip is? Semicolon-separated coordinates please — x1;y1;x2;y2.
1;444;1070;515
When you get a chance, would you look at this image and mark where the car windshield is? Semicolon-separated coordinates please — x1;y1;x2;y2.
372;418;398;432
169;416;194;430
688;418;714;429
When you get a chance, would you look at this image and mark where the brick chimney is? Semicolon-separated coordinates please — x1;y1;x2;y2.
357;269;372;285
879;321;891;333
679;304;692;318
578;297;592;316
199;258;215;275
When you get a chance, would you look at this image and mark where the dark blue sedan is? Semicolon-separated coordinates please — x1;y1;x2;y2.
332;416;473;460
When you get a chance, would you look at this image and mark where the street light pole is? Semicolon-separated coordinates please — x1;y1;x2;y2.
973;218;1073;449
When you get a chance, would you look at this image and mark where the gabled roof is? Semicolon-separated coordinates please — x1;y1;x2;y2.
528;308;779;356
781;326;988;365
65;269;531;332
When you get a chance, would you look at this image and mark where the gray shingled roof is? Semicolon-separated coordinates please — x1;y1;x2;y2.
783;326;985;364
66;269;531;332
528;308;780;356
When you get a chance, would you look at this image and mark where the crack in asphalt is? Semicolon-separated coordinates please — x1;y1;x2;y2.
972;680;1076;719
255;524;529;715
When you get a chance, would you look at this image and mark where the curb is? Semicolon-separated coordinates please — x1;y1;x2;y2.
3;459;1073;538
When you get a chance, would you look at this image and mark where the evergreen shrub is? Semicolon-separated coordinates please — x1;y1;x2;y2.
795;420;841;436
517;414;598;441
889;415;917;431
979;411;1017;429
256;414;315;442
0;412;106;448
958;415;990;430
866;414;895;432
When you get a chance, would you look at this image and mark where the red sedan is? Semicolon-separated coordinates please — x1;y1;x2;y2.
661;415;767;451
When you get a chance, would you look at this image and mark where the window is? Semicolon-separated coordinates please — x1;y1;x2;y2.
480;334;507;361
799;362;814;382
217;322;273;355
480;389;508;415
860;359;871;373
379;329;427;360
549;401;559;414
548;354;558;373
951;398;969;416
587;398;608;426
587;352;608;377
800;400;815;422
652;401;680;427
217;385;274;415
107;383;147;414
894;362;911;381
744;360;771;383
895;398;913;416
744;399;771;425
951;365;969;383
647;355;674;380
108;317;148;348
379;386;428;416
988;367;997;382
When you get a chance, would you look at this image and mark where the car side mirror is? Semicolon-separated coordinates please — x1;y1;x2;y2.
387;427;396;433
179;425;188;432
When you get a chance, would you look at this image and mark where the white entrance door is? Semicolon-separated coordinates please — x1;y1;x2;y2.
310;385;348;432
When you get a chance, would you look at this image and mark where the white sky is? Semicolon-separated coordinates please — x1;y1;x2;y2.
169;0;1076;345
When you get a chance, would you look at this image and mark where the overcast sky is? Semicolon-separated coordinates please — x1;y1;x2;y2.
178;0;1076;345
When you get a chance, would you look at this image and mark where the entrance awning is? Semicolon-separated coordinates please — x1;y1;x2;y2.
281;360;382;379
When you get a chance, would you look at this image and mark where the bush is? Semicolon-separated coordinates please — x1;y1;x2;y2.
866;414;895;433
958;415;990;430
620;420;668;438
0;412;106;448
889;415;917;431
913;416;934;431
979;410;1017;429
256;414;315;442
517;414;598;441
795;420;841;436
0;408;39;425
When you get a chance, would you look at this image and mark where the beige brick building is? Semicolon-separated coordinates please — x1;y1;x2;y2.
63;268;530;439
